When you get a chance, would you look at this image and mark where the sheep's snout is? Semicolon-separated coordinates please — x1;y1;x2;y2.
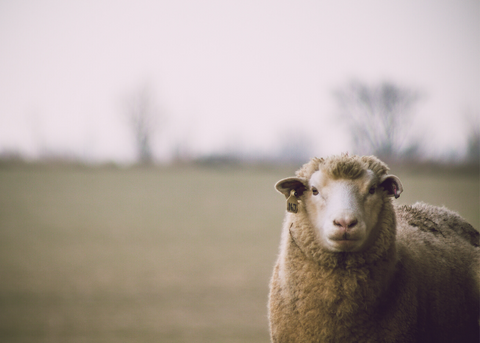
333;216;358;230
325;211;366;250
331;214;360;240
319;184;369;251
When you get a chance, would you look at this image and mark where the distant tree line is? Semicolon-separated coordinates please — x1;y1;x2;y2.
2;80;478;166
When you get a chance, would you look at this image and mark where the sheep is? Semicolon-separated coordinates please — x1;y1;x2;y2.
268;154;479;343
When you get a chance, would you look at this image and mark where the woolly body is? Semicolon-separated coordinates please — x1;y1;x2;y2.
268;155;479;343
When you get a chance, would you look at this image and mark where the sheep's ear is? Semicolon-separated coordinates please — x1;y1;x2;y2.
275;177;308;199
380;174;403;199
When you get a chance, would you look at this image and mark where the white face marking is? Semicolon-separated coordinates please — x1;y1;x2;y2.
305;170;382;252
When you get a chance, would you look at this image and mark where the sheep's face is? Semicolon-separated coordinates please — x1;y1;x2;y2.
276;167;402;253
306;169;386;252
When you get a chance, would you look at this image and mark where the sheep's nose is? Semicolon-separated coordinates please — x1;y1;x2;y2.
333;217;358;230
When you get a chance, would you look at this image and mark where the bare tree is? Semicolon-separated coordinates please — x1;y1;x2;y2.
333;80;421;160
465;109;480;165
123;85;161;164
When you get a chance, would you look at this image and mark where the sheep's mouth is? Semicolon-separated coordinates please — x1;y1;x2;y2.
329;238;362;251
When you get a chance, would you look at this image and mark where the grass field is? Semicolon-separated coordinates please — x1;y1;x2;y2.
0;164;478;343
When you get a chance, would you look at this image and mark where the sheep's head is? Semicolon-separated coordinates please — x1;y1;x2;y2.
276;155;403;253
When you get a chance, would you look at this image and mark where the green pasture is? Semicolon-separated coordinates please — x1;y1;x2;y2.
0;164;478;343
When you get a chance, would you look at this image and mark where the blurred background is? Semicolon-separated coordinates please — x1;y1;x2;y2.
0;1;478;342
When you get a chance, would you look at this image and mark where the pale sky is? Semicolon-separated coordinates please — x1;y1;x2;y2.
0;0;479;162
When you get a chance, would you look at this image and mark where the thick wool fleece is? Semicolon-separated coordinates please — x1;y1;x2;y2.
268;156;479;343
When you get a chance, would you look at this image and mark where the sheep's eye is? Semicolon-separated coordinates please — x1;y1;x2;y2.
369;186;376;195
312;187;319;196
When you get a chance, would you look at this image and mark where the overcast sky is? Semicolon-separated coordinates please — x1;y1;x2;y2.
0;0;479;162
